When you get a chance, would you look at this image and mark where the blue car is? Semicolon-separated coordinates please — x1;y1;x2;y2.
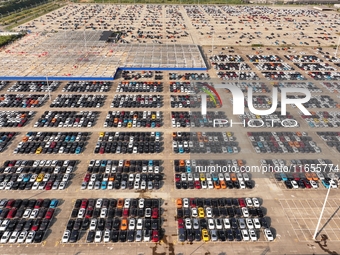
23;174;31;182
179;147;184;153
75;147;81;154
151;122;155;128
322;180;330;189
280;173;288;181
49;199;59;209
155;132;160;137
65;136;70;142
227;147;233;153
148;160;153;166
101;160;107;167
186;166;191;173
101;181;107;190
257;142;263;148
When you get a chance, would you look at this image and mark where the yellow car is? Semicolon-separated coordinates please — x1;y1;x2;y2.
199;173;206;181
151;114;156;120
35;147;42;154
227;132;232;137
198;207;205;218
99;132;105;137
127;122;132;128
36;173;44;182
202;229;210;242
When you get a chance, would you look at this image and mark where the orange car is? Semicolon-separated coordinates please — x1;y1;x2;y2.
294;141;300;148
176;198;183;208
120;218;128;230
125;160;130;167
108;176;115;181
117;198;124;208
214;181;221;189
230;173;237;182
220;180;226;189
305;172;313;180
311;172;319;181
172;132;177;138
296;132;302;136
22;136;28;142
179;160;185;167
237;160;243;167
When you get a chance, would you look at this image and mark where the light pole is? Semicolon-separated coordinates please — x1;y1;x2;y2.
313;186;331;240
334;35;340;58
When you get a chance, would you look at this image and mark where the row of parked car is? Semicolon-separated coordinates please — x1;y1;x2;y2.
248;131;320;154
262;71;305;80
301;95;339;109
169;82;193;93
212;63;252;71
62;81;111;93
62;198;162;243
169;73;210;80
170;95;217;109
300;110;340;128
284;54;322;63
176;197;274;242
274;81;322;93
0;94;49;108
50;94;106;108
0;132;16;153
175;172;253;190
0;198;58;244
227;82;271;93
14;132;89;154
294;62;335;71
87;159;162;173
7;81;60;92
209;55;244;63
81;172;162;190
172;131;238;154
320;81;340;93
111;94;162;108
171;111;228;128
95;132;162;154
317;131;340;153
246;55;282;62
254;62;293;71
0;160;77;191
34;111;98;128
104;110;162;128
0;111;34;128
116;82;163;93
217;71;260;80
239;111;298;128
308;71;340;80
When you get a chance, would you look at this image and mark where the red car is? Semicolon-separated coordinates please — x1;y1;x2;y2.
99;147;104;154
5;199;15;209
34;199;44;209
45;181;53;190
194;181;201;189
152;230;159;242
6;208;17;219
81;199;88;209
85;208;93;218
189;198;196;208
178;219;184;228
45;208;54;219
122;208;129;217
303;180;312;189
31;220;41;231
84;174;91;182
238;198;246;207
151;208;159;219
175;174;180;182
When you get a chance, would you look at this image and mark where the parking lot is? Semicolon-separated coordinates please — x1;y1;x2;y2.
0;198;59;244
61;198;162;243
176;197;273;242
0;160;77;191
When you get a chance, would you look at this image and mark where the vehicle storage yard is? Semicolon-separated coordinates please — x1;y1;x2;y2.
0;3;340;255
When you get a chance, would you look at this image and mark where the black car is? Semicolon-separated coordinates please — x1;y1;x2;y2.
199;219;207;229
39;219;50;231
178;228;186;242
257;207;264;217
230;218;238;229
119;230;127;242
226;229;234;241
113;218;120;230
71;209;78;218
177;209;183;219
285;181;293;189
234;229;242;241
34;230;44;243
67;219;75;230
111;230;119;242
69;230;79;243
82;218;90;230
127;230;135;242
86;230;95;243
186;229;194;242
260;217;269;228
73;219;82;231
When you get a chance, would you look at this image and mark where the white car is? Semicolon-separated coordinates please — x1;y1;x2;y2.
239;181;246;189
100;208;107;218
58;181;67;190
241;229;250;241
249;229;257;241
0;231;11;243
241;207;249;217
245;198;253;207
103;230;110;243
90;219;97;231
264;228;274;241
77;208;85;218
139;199;144;209
253;218;261;229
25;231;35;243
246;218;254;229
205;207;212;218
252;198;260;207
129;218;136;230
185;218;192;229
17;231;27;243
291;180;299;189
191;208;198;218
29;209;39;219
9;231;19;243
208;218;215;230
182;198;189;208
136;219;143;230
96;199;103;209
310;180;318;189
223;218;230;229
23;209;32;219
94;231;102;243
330;179;338;189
